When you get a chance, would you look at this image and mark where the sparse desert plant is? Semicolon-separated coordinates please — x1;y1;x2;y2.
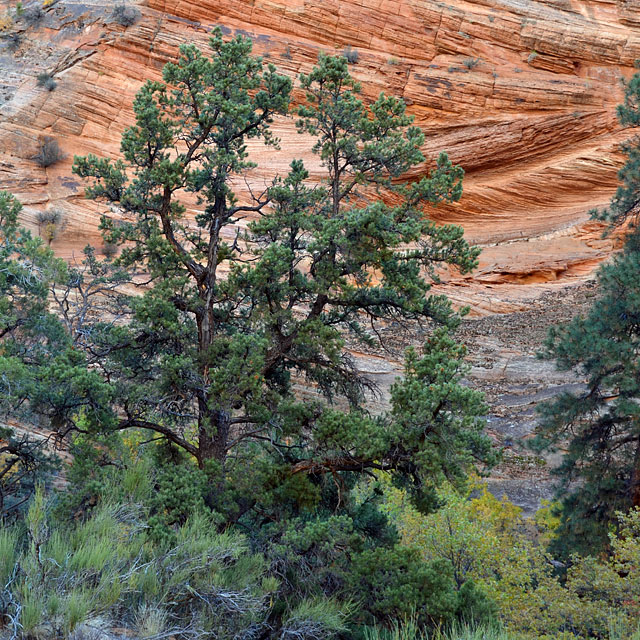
527;50;538;64
343;45;358;63
134;604;169;638
101;241;118;259
4;30;21;50
363;619;520;640
68;628;106;640
22;4;44;25
37;72;57;91
364;617;429;640
36;208;64;244
111;3;140;27
1;488;277;639
15;2;24;17
463;57;480;70
281;599;349;640
0;12;13;31
63;590;93;636
33;136;65;168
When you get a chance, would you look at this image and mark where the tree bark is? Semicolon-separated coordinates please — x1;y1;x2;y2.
197;407;231;468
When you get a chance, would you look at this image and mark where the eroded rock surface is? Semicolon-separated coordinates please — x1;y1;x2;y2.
457;282;595;513
0;0;633;296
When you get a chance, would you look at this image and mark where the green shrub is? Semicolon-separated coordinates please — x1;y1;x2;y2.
63;590;92;636
36;72;56;91
281;598;349;639
1;488;277;639
19;592;44;636
0;528;17;584
364;617;428;640
363;620;519;640
350;547;460;627
134;603;168;638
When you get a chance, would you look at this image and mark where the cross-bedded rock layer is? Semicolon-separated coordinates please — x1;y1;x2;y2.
0;0;635;313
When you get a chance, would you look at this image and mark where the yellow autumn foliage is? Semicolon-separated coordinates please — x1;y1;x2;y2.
377;476;640;639
0;13;13;31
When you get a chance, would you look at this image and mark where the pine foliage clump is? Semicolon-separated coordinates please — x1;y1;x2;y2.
536;65;640;555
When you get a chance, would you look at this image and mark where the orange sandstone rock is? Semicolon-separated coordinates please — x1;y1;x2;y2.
0;0;635;313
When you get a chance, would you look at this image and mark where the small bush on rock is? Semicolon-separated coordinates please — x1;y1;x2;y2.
343;45;358;63
0;13;13;31
101;242;118;259
33;136;65;168
6;31;22;51
36;208;64;244
112;4;140;27
23;4;44;25
37;72;56;91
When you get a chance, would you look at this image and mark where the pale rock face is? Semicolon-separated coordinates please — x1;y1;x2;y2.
0;0;633;314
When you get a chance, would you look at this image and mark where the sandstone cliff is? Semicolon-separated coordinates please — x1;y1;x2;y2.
0;0;635;314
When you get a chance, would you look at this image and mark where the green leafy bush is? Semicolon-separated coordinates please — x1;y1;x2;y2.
350;548;460;626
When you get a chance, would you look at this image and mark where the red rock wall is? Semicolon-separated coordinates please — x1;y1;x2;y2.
0;0;636;312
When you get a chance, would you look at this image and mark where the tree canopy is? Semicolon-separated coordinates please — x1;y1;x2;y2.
68;30;489;497
0;30;496;634
535;245;640;554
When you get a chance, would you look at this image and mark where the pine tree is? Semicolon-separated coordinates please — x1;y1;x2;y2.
593;67;640;227
0;193;134;518
0;36;499;633
534;245;640;554
0;193;72;516
70;34;487;496
73;29;293;465
535;67;640;555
